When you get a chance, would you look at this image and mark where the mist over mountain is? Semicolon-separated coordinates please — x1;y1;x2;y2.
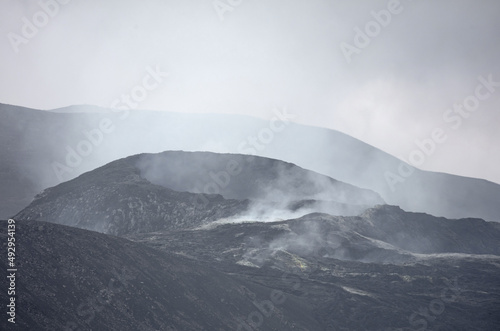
129;204;500;267
6;139;500;330
136;151;382;204
2;103;500;222
6;205;500;329
15;151;381;235
16;149;500;262
2;1;499;329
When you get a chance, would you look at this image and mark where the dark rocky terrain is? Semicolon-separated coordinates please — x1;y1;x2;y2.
2;103;500;222
15;151;382;236
2;213;500;330
129;205;500;266
126;206;500;330
7;150;500;330
0;220;323;331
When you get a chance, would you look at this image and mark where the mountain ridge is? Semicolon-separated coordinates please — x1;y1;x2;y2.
2;103;500;222
15;151;382;235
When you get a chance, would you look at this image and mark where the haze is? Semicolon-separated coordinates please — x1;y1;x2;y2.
0;0;499;184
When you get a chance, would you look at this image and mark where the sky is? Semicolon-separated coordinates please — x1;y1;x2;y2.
0;0;499;184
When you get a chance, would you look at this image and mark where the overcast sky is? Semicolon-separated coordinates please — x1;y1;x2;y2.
1;0;499;184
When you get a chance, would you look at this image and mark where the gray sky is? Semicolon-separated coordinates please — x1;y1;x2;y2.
1;0;499;184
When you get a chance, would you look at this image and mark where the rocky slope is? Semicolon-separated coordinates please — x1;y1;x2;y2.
129;205;500;266
0;219;322;331
127;206;500;330
14;151;382;236
3;214;500;330
4;149;500;330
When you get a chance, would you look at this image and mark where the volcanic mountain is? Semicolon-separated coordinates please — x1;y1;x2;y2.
7;150;500;330
2;103;500;222
15;151;382;235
